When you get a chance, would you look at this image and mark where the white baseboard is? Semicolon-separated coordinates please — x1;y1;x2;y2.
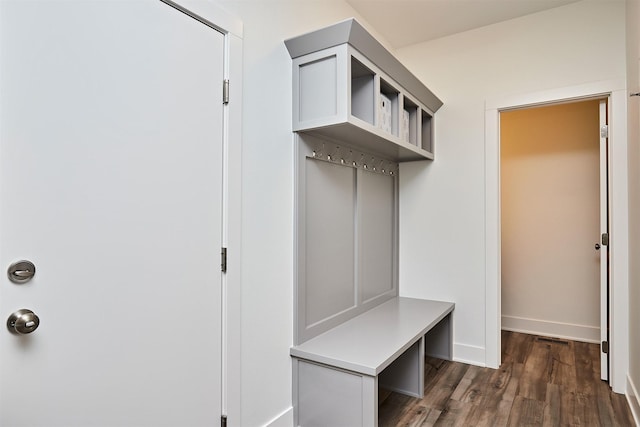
453;343;486;367
266;407;293;427
502;315;599;343
627;375;640;426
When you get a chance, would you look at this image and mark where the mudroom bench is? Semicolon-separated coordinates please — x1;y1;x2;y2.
291;297;454;427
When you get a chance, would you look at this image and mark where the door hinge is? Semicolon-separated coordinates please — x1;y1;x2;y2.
223;79;230;105
221;247;227;273
602;340;609;354
600;125;608;138
601;233;609;246
221;415;227;427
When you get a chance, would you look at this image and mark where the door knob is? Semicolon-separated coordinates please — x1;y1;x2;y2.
7;309;40;335
595;243;601;250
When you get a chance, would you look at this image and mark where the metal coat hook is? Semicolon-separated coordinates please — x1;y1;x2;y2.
307;142;398;176
313;143;325;159
328;146;340;162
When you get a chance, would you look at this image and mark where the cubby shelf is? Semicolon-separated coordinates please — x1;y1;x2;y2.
285;18;442;162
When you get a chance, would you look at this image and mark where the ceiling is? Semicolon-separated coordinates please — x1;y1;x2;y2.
345;0;581;48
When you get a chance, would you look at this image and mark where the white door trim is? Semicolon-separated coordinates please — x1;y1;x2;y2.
484;79;629;393
164;1;243;423
599;99;610;382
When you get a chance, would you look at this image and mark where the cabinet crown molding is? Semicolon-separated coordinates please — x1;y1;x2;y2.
285;18;443;113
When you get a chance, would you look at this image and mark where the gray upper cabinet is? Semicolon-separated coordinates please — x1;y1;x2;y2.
285;19;443;162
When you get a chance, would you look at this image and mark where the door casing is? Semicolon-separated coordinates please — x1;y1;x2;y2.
162;2;244;422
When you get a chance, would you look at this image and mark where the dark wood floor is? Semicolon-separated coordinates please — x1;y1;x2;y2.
378;331;636;426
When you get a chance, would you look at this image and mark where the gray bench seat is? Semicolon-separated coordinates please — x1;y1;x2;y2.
291;296;454;427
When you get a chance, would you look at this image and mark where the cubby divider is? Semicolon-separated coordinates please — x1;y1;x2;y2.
421;109;433;153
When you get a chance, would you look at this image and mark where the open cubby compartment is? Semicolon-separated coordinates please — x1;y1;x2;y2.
421;108;433;154
379;78;400;138
402;96;419;146
350;55;376;126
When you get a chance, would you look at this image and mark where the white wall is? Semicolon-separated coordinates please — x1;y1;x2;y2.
214;2;390;425
625;0;640;421
396;1;626;366
500;101;601;343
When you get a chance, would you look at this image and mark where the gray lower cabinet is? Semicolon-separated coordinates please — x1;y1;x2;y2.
291;298;454;427
294;360;377;427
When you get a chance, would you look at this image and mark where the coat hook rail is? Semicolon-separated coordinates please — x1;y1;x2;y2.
308;141;399;176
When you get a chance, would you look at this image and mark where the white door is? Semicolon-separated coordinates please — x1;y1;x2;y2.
599;99;610;382
0;1;225;425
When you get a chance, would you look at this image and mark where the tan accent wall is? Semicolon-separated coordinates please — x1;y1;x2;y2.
500;100;601;341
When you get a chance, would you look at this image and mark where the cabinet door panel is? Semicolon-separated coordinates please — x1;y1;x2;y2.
359;170;395;302
305;159;356;326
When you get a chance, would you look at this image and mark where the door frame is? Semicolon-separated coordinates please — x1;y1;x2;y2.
160;0;243;423
599;99;611;382
484;79;629;393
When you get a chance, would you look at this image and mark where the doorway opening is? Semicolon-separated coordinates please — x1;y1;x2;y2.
499;97;610;381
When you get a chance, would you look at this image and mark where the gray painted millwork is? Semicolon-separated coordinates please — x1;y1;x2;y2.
288;24;439;162
295;133;399;345
293;359;377;427
284;18;443;113
291;297;454;375
289;21;453;426
291;297;454;427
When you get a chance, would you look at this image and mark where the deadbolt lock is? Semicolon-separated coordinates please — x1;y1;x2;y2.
7;260;36;284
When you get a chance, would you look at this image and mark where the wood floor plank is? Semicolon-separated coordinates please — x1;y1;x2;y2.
543;383;561;426
424;357;449;392
572;391;611;426
611;390;637;426
468;362;522;426
595;379;621;426
549;339;578;391
465;394;513;427
501;362;523;403
432;399;475;427
423;407;442;426
378;332;636;427
421;362;469;410
379;392;418;426
450;365;492;405
507;396;545;426
395;404;440;427
518;340;551;401
501;330;534;364
574;340;600;395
